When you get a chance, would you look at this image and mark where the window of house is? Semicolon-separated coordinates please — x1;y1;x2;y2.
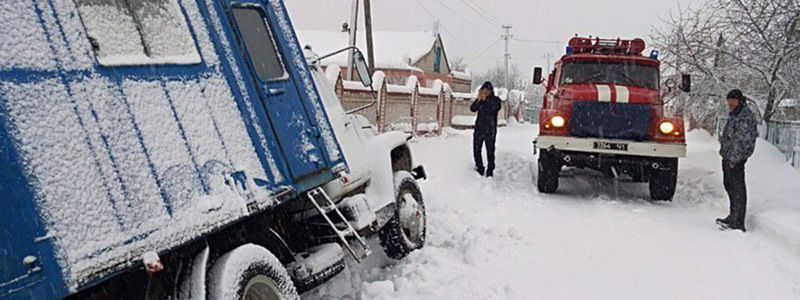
73;0;201;66
230;6;287;82
433;46;442;73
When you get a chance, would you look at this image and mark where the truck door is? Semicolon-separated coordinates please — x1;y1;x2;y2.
0;127;63;298
226;1;328;182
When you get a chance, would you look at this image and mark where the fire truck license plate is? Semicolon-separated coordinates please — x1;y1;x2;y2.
594;141;629;151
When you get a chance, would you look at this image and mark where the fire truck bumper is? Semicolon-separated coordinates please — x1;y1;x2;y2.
534;136;686;158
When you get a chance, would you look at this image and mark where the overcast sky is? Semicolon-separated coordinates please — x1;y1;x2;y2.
285;0;708;77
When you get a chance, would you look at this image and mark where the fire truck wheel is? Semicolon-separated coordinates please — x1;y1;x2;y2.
537;150;561;193
209;244;300;300
629;167;648;183
649;159;678;201
379;171;427;260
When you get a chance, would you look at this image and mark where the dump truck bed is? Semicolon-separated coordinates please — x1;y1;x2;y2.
0;0;344;297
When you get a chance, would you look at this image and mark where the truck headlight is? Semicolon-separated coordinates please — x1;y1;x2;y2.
659;121;675;135
550;116;566;128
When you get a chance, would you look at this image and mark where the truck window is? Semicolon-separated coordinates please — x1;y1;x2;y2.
74;0;200;66
560;61;659;90
231;7;287;82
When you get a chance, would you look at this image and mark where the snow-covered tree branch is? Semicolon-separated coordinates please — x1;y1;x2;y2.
653;0;800;130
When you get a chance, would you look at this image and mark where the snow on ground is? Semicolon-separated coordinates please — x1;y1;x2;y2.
305;124;800;300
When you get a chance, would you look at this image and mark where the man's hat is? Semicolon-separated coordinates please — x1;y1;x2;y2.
726;89;745;102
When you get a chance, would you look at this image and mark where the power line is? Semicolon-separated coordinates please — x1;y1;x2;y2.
512;38;561;44
464;36;503;65
430;0;498;35
414;0;481;52
459;0;503;26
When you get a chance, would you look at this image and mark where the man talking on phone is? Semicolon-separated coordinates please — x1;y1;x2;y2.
471;81;502;177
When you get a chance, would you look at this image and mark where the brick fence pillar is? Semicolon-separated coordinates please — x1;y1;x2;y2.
411;84;419;135
377;81;388;133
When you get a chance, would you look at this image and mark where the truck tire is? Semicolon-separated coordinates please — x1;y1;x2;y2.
629;167;648;183
537;150;560;193
649;158;678;201
379;171;427;260
209;244;299;300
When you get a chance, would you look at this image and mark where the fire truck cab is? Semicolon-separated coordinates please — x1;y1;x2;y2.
532;37;689;201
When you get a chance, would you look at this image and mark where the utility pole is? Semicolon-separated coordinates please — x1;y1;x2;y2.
363;0;375;75
346;0;360;80
543;52;554;75
502;25;513;89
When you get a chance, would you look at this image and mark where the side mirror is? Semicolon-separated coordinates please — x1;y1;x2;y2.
532;67;543;85
353;50;372;87
680;73;691;93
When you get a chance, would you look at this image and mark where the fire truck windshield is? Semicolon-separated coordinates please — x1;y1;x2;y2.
560;61;659;90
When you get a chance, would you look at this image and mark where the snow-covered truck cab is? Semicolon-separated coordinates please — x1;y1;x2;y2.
533;37;690;201
295;46;429;260
0;1;406;299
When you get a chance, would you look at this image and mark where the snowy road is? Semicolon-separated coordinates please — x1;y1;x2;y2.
306;124;800;300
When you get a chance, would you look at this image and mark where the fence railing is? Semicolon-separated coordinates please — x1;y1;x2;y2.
766;120;800;169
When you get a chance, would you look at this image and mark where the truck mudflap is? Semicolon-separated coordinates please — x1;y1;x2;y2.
535;136;686;158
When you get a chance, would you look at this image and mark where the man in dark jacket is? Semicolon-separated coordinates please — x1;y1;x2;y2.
716;89;758;232
471;81;502;177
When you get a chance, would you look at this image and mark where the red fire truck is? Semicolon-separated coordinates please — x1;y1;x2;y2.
532;37;690;201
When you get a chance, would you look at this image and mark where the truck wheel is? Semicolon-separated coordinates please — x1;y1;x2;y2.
379;171;427;260
209;244;299;300
649;159;678;201
629;167;648;183
537;150;561;193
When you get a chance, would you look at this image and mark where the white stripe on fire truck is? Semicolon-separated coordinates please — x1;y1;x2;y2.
596;85;612;102
615;86;630;103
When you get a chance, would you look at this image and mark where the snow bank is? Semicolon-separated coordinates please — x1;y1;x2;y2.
451;115;476;127
306;125;800;299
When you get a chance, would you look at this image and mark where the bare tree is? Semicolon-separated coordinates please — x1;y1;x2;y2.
472;62;529;91
450;56;467;72
653;0;800;130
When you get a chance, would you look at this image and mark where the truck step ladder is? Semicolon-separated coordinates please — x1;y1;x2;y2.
306;188;372;263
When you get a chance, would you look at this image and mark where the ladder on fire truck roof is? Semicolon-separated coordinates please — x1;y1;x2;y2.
306;187;372;263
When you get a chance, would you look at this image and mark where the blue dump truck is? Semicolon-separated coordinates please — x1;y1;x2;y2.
1;1;428;299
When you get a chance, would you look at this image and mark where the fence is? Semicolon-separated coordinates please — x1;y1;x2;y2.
327;70;526;135
718;116;800;169
766;120;800;169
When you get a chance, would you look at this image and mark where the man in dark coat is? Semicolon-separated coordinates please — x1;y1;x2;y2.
471;81;502;177
716;89;758;232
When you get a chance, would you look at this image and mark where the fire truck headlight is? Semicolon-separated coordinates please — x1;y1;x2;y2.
659;121;676;135
550;116;566;128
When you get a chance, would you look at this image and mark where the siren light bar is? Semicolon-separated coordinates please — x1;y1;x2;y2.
566;37;646;56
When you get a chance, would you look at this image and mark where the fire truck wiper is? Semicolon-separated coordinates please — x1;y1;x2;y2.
617;71;646;89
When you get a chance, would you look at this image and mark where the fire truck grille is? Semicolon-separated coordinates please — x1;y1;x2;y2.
569;101;652;141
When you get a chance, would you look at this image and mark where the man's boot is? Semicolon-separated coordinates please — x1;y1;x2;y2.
716;215;732;226
729;223;747;232
476;166;485;176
